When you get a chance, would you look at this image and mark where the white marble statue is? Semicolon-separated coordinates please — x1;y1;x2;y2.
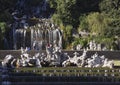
1;45;114;68
62;50;87;67
89;41;93;50
102;58;114;68
85;52;114;68
86;53;102;67
34;53;42;67
2;55;14;68
76;44;82;50
97;44;101;51
79;49;87;60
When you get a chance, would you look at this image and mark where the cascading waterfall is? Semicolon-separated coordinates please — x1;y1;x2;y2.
8;0;62;50
30;22;62;50
57;29;62;48
13;25;16;50
14;29;26;49
3;37;9;49
53;28;62;48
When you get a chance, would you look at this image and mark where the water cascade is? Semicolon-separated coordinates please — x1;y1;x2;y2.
12;19;62;50
30;19;62;50
8;0;62;50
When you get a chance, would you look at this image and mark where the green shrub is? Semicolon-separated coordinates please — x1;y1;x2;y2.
72;38;88;49
78;15;88;32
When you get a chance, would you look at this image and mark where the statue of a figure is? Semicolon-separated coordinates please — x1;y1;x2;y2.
89;41;93;50
97;44;101;51
2;55;14;68
102;58;114;68
76;44;82;50
80;49;87;60
46;44;52;61
93;40;97;50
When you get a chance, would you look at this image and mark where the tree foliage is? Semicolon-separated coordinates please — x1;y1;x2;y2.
60;24;73;48
99;0;120;19
78;15;88;32
100;0;120;37
0;22;6;34
0;22;7;49
54;0;76;26
86;12;111;36
0;0;17;22
49;0;101;27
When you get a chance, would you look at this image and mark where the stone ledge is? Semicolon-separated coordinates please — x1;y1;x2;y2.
0;50;120;60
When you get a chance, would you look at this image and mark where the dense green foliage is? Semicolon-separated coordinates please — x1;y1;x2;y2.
49;0;101;27
0;0;17;49
0;22;8;49
49;0;120;50
0;0;17;22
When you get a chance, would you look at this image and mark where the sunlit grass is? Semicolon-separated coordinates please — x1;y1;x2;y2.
114;60;120;66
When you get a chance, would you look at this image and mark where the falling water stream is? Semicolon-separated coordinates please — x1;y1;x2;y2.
8;0;62;50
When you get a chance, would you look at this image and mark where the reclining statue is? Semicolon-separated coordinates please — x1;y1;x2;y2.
2;55;14;68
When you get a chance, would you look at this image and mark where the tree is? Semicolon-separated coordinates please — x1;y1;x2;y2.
100;0;120;37
60;24;73;48
51;14;62;26
48;0;57;9
49;0;101;28
55;0;76;26
0;0;17;22
0;22;6;34
86;12;111;36
99;0;120;18
0;22;7;49
78;15;88;32
49;0;102;49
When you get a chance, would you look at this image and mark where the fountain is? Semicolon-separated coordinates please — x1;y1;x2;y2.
0;1;119;85
0;0;114;69
11;19;62;50
1;46;114;68
7;0;62;50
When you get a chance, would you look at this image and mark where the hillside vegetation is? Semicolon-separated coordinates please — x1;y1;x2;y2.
0;0;120;50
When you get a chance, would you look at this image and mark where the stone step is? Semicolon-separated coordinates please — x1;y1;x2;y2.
7;76;118;82
8;82;120;85
0;50;120;60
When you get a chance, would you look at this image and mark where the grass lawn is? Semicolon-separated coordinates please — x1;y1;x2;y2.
114;60;120;66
